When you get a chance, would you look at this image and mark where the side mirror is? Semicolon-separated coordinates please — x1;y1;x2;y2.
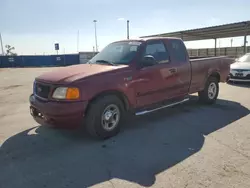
141;55;156;67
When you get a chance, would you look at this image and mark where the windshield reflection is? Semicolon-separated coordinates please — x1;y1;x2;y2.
87;41;142;65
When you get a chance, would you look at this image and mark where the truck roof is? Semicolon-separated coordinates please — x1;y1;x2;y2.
113;37;182;43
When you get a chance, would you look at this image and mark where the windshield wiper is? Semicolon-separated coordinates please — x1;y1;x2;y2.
95;60;115;66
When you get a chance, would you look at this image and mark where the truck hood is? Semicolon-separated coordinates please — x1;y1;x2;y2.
230;62;250;70
36;64;128;83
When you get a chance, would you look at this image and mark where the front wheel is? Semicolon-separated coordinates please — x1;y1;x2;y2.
85;95;124;139
198;77;219;104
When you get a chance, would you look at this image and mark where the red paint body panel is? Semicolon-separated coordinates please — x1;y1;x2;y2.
29;37;232;127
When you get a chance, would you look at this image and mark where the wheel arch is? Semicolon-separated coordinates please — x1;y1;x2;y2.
85;90;130;114
199;71;220;92
208;71;221;82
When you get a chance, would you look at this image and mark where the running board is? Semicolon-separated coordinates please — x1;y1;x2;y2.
135;98;189;116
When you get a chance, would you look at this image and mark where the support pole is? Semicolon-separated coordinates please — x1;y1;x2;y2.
244;35;247;54
243;22;248;54
214;38;217;56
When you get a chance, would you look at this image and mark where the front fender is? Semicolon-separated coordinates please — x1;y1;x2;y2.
79;77;137;109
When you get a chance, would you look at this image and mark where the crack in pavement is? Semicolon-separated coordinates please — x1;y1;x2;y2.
210;135;250;160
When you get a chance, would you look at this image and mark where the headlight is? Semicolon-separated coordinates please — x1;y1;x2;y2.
52;87;80;100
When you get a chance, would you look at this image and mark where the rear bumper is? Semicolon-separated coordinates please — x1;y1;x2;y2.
29;94;88;128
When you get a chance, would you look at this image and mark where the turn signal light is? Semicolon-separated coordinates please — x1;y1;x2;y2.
66;88;80;99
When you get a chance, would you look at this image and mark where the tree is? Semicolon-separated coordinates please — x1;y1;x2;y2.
5;45;17;56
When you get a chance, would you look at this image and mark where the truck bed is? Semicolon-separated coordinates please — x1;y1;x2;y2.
189;56;233;94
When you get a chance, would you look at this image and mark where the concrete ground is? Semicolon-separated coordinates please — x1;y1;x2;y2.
0;68;250;188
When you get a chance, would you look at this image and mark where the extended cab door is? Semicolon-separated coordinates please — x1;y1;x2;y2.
164;39;191;97
133;40;178;107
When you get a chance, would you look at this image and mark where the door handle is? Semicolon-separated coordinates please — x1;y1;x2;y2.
169;68;177;74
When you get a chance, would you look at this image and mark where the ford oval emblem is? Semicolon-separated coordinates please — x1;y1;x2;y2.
37;87;42;92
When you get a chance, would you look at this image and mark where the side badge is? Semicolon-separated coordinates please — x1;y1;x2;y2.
124;76;133;81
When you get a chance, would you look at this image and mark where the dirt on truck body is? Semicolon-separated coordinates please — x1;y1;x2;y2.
29;37;233;139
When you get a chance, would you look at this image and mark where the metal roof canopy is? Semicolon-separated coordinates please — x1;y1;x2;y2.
141;21;250;41
141;21;250;55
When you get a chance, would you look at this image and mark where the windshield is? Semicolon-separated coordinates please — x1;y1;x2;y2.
87;41;142;65
237;54;250;63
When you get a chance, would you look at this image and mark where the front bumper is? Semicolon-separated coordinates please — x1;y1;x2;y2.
29;94;88;128
228;69;250;82
228;78;250;82
228;73;250;82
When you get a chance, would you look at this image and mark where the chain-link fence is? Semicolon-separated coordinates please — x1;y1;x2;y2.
187;46;250;58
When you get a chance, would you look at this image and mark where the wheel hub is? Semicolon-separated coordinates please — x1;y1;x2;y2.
208;82;217;99
101;104;120;131
104;111;113;121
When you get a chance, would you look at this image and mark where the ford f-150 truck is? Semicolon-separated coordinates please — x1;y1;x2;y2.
29;37;232;139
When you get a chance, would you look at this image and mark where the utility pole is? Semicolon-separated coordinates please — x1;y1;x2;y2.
63;48;66;66
93;20;98;52
77;30;79;52
127;20;130;39
0;33;4;55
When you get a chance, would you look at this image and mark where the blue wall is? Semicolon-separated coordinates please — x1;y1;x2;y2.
0;54;79;68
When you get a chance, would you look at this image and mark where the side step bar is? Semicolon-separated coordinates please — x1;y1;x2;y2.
135;98;189;116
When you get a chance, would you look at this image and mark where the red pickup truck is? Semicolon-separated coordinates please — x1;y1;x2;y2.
30;37;232;139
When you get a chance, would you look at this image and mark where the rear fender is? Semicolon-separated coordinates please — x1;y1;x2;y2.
203;69;221;89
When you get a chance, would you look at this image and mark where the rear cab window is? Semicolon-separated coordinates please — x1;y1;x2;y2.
143;40;170;64
167;39;188;62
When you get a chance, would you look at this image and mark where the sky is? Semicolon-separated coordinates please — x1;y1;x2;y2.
1;0;250;55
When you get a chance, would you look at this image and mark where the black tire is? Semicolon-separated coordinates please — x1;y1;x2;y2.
198;76;219;104
226;76;230;83
85;95;124;139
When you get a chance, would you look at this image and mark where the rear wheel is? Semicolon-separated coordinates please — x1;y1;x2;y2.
85;95;124;139
198;77;219;104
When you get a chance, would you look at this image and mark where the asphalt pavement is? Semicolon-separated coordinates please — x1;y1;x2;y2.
0;68;249;188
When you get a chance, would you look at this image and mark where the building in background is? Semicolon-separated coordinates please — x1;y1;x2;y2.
79;51;98;64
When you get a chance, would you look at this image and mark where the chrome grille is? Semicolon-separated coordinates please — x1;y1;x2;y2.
34;82;51;99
